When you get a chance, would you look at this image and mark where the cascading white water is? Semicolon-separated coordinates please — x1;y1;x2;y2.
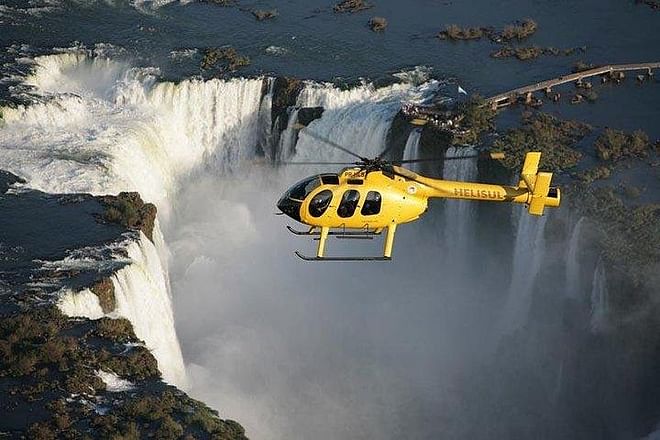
0;52;265;388
1;52;263;216
590;257;609;333
58;288;106;320
258;77;275;159
277;108;300;161
292;80;438;163
442;146;478;258
566;217;585;299
402;129;422;172
498;209;548;336
111;232;187;387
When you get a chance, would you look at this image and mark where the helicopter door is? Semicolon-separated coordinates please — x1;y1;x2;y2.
337;190;360;218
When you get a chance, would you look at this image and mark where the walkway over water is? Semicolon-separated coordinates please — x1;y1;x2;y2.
486;62;660;108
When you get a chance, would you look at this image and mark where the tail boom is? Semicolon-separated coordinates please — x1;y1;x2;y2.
411;152;561;216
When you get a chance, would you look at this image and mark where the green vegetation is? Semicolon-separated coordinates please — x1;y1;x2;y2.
594;128;654;161
95;317;136;343
438;18;538;42
201;47;250;72
452;95;497;144
90;278;115;313
438;24;485;40
493;112;591;171
101;192;156;240
251;9;278;21
500;18;537;41
568;185;660;303
334;0;373;13
578;165;611;183
491;45;585;61
368;16;388;32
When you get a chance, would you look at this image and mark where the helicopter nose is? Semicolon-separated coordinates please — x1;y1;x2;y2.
277;196;302;223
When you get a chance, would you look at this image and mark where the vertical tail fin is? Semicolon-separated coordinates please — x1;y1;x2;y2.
518;152;561;216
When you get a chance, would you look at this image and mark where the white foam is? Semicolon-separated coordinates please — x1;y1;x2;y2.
96;370;136;392
57;288;105;320
110;231;188;388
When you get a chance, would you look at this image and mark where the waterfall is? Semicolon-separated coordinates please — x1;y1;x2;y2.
442;146;478;258
499;209;548;336
0;52;265;388
277;107;300;162
402;129;422;172
292;80;438;163
1;53;263;214
590;258;609;333
258;77;275;159
58;288;106;320
565;217;585;299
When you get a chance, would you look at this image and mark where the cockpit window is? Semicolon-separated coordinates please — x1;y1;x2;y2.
361;191;382;215
320;174;339;185
309;190;333;217
286;176;321;201
338;190;360;218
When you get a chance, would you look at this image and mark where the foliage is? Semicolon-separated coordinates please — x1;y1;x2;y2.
201;47;250;72
101;192;156;240
500;18;537;40
368;16;388;32
333;0;373;13
493;112;591;171
251;9;278;21
453;95;497;144
594;128;653;161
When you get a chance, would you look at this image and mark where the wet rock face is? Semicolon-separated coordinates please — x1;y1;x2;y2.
271;76;303;127
100;192;157;242
0;170;25;194
296;106;324;126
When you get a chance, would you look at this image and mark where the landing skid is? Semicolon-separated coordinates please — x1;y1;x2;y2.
286;225;381;237
294;252;392;262
288;224;397;262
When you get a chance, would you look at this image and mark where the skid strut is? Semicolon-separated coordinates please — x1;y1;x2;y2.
290;223;397;262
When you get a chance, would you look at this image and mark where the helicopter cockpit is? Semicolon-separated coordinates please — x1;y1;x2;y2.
277;174;339;222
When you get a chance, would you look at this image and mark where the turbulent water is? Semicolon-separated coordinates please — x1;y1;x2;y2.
2;1;659;437
0;50;617;438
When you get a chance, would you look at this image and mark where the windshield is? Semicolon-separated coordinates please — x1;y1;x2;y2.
284;176;322;201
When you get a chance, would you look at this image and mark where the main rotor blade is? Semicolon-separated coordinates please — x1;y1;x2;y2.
394;152;504;164
387;167;448;194
293;123;369;161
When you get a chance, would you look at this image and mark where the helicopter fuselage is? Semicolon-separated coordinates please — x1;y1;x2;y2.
277;152;560;260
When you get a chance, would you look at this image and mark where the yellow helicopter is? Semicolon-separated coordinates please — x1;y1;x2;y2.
277;128;560;261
